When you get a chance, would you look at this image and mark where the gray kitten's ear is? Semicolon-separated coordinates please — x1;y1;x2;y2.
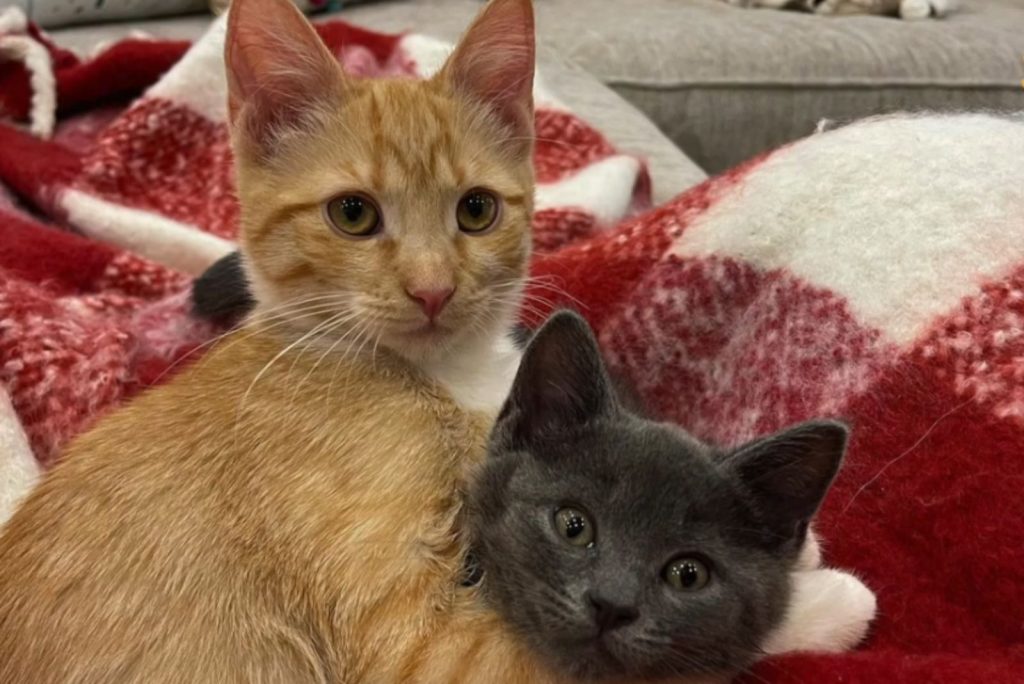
498;310;615;447
723;421;848;543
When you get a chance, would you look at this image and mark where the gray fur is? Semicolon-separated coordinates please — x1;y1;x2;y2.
468;311;847;681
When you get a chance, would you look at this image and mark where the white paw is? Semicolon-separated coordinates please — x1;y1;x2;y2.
900;0;933;19
761;568;877;655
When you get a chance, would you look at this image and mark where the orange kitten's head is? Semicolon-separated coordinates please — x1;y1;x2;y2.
225;0;535;362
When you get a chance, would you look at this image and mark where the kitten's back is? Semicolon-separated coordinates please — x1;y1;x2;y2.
0;332;484;682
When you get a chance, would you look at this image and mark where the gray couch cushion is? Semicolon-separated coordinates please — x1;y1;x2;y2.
536;48;708;204
7;0;206;29
538;0;1024;173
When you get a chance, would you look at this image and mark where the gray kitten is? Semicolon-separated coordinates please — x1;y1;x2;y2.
467;311;848;681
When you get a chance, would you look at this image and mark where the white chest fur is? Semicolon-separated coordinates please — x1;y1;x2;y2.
419;333;522;416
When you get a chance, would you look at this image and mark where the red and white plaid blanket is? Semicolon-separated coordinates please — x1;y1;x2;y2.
1;11;1023;683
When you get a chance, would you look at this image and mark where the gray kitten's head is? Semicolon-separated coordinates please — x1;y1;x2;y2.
468;311;847;681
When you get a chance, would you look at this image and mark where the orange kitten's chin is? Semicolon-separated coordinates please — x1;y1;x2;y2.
391;321;453;351
381;308;516;363
403;322;446;337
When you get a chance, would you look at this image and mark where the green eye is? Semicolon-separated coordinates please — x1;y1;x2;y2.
456;190;500;233
553;506;595;547
663;557;711;592
325;194;381;237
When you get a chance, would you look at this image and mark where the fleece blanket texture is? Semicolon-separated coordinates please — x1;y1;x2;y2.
1;11;1022;683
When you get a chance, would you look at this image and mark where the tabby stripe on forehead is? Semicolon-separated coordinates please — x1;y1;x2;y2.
336;160;361;183
272;260;315;283
424;96;458;181
383;137;415;177
452;162;467;189
248;204;317;245
431;136;457;183
369;94;387;190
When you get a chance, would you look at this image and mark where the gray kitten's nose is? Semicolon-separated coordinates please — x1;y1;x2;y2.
588;592;639;632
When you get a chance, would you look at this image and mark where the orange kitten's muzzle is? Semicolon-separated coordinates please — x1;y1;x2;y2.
406;287;455;322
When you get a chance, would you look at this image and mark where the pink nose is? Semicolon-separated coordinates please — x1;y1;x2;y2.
406;287;454;321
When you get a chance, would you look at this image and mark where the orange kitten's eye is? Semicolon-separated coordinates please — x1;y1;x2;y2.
456;190;500;234
325;194;381;238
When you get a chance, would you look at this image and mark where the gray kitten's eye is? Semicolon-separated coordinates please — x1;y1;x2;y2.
553;506;594;547
663;557;711;592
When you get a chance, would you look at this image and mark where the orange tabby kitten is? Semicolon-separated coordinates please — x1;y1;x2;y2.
0;0;557;681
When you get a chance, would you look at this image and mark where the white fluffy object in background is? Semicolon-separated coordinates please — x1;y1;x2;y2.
725;0;957;20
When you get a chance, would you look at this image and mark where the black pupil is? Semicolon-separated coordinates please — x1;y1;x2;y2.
677;561;700;587
341;197;364;223
564;512;586;539
465;194;487;219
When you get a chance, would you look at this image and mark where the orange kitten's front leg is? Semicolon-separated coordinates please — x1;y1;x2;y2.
409;600;571;684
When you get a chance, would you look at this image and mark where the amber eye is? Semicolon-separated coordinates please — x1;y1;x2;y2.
456;190;500;234
663;557;711;592
553;506;595;548
325;194;381;237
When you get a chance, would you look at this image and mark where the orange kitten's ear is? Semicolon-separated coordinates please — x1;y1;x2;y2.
225;0;343;152
440;0;535;151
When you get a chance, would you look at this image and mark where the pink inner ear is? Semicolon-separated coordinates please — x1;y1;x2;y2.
225;0;342;146
442;0;535;142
